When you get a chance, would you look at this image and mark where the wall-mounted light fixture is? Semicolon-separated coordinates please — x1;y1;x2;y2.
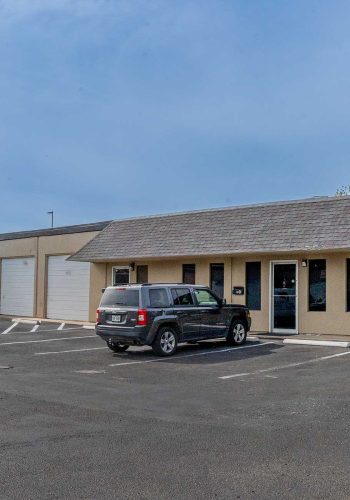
129;262;135;271
302;259;308;268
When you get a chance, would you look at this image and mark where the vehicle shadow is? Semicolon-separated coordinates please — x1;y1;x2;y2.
110;340;283;365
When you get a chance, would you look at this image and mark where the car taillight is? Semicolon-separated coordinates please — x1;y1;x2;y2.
137;309;148;326
96;309;102;324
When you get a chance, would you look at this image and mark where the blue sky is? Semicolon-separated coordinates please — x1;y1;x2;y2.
0;0;350;231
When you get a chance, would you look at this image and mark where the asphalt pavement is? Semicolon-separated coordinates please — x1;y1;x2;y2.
0;318;349;499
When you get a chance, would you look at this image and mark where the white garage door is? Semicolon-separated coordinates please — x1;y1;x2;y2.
47;256;90;321
0;258;35;316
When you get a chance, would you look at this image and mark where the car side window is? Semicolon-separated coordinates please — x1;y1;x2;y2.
194;289;219;306
149;288;169;307
171;288;194;306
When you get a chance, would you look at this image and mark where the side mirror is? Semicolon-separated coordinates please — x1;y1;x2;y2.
101;288;106;294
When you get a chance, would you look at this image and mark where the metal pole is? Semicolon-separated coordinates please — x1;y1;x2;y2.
47;211;54;228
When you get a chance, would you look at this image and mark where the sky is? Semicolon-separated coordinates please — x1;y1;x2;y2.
0;0;350;232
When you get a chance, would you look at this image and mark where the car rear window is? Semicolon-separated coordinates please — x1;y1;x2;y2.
100;288;140;307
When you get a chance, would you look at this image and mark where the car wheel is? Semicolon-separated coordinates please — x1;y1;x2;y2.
227;320;247;346
106;340;129;353
152;326;178;356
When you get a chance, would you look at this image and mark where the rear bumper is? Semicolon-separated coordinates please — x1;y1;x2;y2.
96;324;150;345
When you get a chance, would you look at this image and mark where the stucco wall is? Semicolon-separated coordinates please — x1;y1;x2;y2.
103;253;350;335
0;231;100;320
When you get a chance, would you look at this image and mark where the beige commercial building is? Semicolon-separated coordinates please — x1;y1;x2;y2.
1;196;350;336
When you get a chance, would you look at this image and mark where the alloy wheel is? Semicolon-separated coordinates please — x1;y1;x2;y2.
160;330;176;354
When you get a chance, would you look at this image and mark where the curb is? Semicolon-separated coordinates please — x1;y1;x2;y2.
283;339;350;348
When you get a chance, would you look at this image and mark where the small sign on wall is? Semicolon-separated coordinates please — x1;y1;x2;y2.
232;286;245;296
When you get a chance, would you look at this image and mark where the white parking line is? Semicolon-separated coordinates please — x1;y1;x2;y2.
57;323;65;330
219;349;350;380
30;324;40;333
1;322;19;335
109;342;276;367
35;347;107;356
0;335;96;346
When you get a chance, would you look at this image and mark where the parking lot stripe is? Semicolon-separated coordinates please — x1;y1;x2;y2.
0;335;96;346
35;346;107;355
1;322;19;335
57;323;65;330
109;342;275;368
30;324;40;333
219;349;350;380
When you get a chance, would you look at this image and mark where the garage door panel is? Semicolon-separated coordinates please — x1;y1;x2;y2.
0;258;35;316
47;256;90;321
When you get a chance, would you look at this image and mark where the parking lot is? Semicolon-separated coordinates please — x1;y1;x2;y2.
0;318;349;499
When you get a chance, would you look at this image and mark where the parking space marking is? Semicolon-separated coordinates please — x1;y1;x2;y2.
1;322;19;335
219;349;350;380
35;346;108;356
0;335;96;346
57;323;65;330
30;324;40;333
109;342;276;368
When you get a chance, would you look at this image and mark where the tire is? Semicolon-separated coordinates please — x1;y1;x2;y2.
226;320;247;346
152;326;178;356
106;340;129;353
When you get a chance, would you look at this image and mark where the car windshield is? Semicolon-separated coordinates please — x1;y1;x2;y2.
100;288;140;307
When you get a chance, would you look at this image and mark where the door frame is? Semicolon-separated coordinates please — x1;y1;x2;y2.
269;260;299;335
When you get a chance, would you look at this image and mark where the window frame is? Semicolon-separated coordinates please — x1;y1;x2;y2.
111;266;130;286
210;263;224;298
308;259;327;312
171;287;195;307
246;261;262;311
182;264;196;285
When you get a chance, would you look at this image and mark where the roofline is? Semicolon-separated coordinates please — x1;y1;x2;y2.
0;220;112;242
98;195;348;225
69;245;350;262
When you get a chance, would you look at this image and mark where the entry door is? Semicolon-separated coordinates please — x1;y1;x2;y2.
271;262;298;334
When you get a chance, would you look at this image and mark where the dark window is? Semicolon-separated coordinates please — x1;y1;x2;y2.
137;265;148;284
100;288;139;307
183;264;195;285
149;288;169;307
194;289;219;306
309;260;326;311
347;260;350;312
210;264;224;298
246;262;261;310
171;288;194;306
113;267;130;286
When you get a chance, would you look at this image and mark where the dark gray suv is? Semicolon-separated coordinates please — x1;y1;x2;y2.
96;284;251;356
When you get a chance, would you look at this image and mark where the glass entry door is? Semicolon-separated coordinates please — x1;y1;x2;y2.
271;262;298;333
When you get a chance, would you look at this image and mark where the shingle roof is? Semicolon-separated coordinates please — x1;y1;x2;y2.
68;196;350;262
0;221;111;242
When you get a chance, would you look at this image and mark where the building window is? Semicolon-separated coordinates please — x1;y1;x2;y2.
309;259;326;311
112;266;130;286
347;260;350;312
137;265;148;284
246;262;261;310
210;263;224;298
183;264;195;284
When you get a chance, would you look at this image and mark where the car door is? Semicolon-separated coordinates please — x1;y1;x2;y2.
170;287;201;340
194;288;228;338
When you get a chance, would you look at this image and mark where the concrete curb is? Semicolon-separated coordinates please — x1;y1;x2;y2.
283;339;350;348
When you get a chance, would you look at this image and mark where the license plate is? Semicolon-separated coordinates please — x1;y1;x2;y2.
111;314;122;323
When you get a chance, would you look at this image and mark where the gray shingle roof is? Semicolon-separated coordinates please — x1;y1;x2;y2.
68;196;350;262
0;221;111;242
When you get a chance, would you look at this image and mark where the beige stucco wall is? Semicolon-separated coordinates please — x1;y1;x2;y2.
102;253;350;335
1;231;350;335
0;231;100;321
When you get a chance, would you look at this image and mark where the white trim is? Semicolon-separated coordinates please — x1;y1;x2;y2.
269;260;299;335
111;266;130;286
